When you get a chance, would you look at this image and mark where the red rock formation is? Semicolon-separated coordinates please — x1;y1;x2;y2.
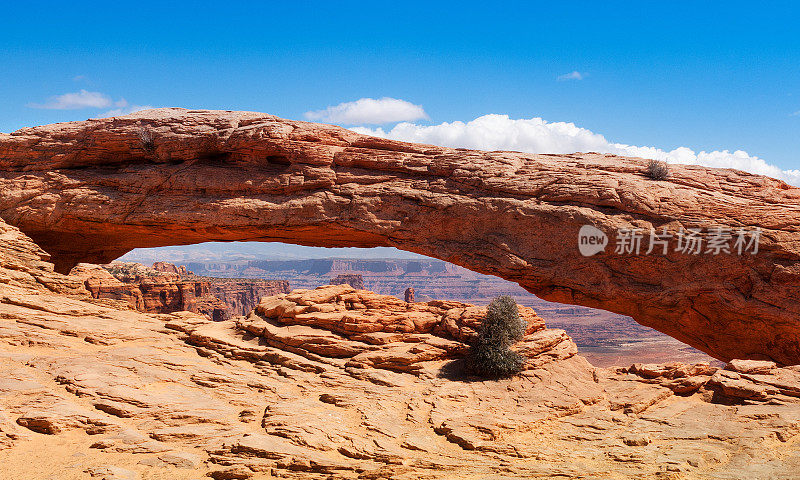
240;284;558;374
70;263;145;309
103;261;180;283
71;262;289;321
329;273;364;290
3;216;800;479
255;284;544;344
72;262;229;319
201;277;290;317
404;287;415;303
1;108;799;364
152;261;190;276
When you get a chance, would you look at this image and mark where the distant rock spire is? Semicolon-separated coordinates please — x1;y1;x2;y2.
404;287;415;303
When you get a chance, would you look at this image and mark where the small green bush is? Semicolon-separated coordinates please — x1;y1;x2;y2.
466;343;525;378
465;295;527;378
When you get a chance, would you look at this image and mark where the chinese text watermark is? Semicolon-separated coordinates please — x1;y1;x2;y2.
578;226;761;257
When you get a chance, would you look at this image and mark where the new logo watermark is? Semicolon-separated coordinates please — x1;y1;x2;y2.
578;226;761;257
578;225;608;257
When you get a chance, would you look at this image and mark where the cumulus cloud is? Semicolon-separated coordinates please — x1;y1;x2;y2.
28;90;122;110
304;97;428;125
557;71;585;81
351;114;800;186
96;100;155;118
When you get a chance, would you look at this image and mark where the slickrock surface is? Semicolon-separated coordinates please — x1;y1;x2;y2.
1;108;799;363
1;217;799;479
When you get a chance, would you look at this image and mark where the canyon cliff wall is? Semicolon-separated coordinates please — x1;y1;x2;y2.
71;262;289;320
202;277;290;318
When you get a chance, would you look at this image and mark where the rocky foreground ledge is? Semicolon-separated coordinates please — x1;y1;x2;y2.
1;218;800;479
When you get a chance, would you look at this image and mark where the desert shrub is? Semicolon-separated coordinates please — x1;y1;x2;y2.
465;295;527;378
646;159;670;180
466;342;525;378
138;126;156;154
477;295;526;347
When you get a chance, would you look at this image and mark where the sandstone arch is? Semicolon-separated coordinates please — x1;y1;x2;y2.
1;108;799;364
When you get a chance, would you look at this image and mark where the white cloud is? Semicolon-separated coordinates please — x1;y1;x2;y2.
304;97;428;125
791;110;800;117
96;103;155;118
557;71;584;81
29;91;152;117
28;90;119;110
351;114;800;186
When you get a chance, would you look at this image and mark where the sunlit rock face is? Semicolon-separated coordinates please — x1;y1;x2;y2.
1;216;800;479
70;261;289;320
1;108;800;363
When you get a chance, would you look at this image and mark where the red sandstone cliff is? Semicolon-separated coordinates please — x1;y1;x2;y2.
329;273;365;290
199;276;290;318
71;262;289;321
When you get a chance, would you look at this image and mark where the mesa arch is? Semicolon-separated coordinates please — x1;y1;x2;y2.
1;108;799;365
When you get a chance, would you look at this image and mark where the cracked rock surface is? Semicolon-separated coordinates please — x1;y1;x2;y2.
0;217;799;479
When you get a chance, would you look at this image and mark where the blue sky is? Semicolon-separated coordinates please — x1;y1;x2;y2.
2;1;799;178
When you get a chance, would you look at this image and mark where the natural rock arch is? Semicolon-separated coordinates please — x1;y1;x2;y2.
1;108;799;364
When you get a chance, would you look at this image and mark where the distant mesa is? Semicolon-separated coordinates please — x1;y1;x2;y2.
1;108;799;364
186;258;504;304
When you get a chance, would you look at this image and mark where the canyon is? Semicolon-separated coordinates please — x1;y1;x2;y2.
71;262;289;321
173;256;716;366
1;216;799;479
1;108;798;364
184;258;529;301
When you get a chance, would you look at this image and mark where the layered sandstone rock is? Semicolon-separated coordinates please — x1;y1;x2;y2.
234;284;554;373
69;263;145;310
70;262;289;321
329;273;365;290
0;217;87;297
103;261;181;283
71;262;229;319
201;276;290;317
1;109;798;363
152;261;189;276
0;216;799;479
